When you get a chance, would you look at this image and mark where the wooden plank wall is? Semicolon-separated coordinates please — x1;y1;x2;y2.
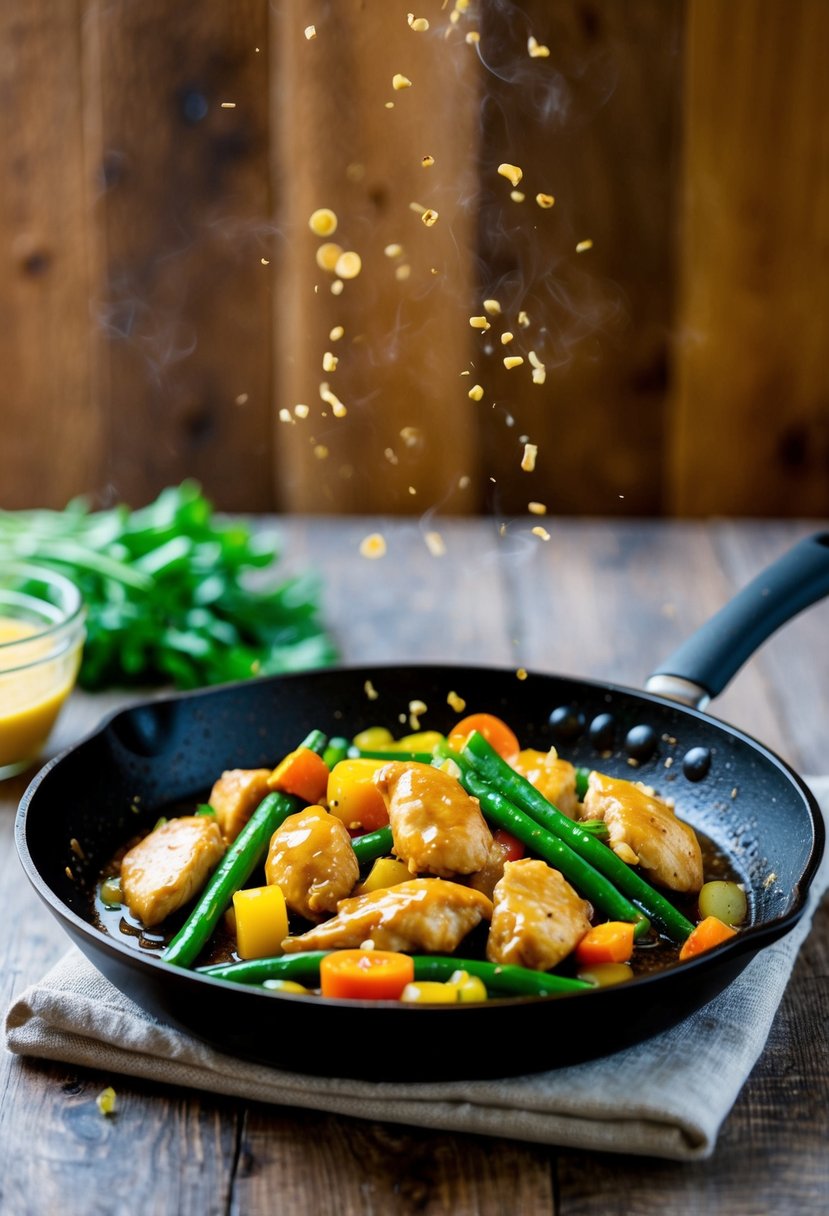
0;0;826;517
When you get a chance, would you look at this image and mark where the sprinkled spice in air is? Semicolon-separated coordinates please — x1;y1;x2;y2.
384;243;404;258
409;699;428;729
518;310;531;328
510;191;525;203
447;690;466;713
322;352;338;372
536;193;555;209
528;36;550;58
331;279;344;295
364;680;379;701
468;384;484;401
96;1087;117;1117
532;526;551;541
483;299;501;315
359;534;387;560
421;155;435;167
516;668;528;680
316;242;342;272
503;355;524;370
409;15;430;32
393;74;413;90
421;209;439;226
329;325;344;341
395;264;411;281
469;315;491;330
498;163;523;188
309;208;338;236
335;251;362;279
501;331;514;345
425;531;446;557
521;443;538;472
576;239;594;253
304;25;317;40
528;501;547;515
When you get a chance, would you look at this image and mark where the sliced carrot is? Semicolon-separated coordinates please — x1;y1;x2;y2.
447;713;521;764
574;921;636;966
679;915;738;961
319;949;415;1000
268;746;330;804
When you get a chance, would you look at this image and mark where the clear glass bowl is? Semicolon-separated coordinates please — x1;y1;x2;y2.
0;563;85;779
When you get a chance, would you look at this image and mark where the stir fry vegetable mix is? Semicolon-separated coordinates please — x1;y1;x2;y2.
0;481;336;689
98;713;748;1003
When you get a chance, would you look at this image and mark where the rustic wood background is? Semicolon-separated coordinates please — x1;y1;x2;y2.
1;0;827;516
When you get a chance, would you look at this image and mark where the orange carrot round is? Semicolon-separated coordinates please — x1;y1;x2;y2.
268;746;330;804
679;915;737;961
319;949;415;1000
574;921;636;966
447;713;520;764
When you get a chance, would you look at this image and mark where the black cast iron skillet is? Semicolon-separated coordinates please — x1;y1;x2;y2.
16;534;829;1080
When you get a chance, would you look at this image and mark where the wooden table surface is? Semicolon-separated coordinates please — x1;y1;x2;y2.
2;518;827;1215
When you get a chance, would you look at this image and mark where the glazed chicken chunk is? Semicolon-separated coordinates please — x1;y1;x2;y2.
487;859;593;971
207;768;272;842
373;761;492;877
512;749;580;819
582;771;703;893
120;816;225;927
265;805;359;922
281;878;492;954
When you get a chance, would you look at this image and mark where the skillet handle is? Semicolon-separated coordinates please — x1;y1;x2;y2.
645;532;829;709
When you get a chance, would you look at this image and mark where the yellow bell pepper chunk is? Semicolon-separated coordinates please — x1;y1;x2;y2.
352;726;395;750
395;730;445;751
327;758;389;832
262;979;311;994
233;884;288;960
448;969;488;1002
353;856;411;896
400;981;459;1004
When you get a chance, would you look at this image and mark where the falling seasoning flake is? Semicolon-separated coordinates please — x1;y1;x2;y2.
294;404;309;419
536;193;555;209
521;442;538;472
510;190;526;203
532;526;551;541
483;299;501;315
517;310;531;328
220;102;237;109
409;16;430;32
335;250;362;279
393;73;413;90
500;331;514;345
576;239;594;253
527;35;550;58
309;208;338;237
465;31;480;44
458;474;471;490
528;501;547;515
329;325;344;341
320;383;347;417
469;315;491;330
364;679;380;700
498;163;523;188
359;534;387;560
395;264;411;281
384;448;399;465
409;699;428;729
304;24;317;40
516;668;528;680
316;242;342;272
313;444;329;460
447;690;466;713
400;426;422;447
322;351;338;372
409;201;426;215
421;208;439;226
503;355;524;370
468;384;484;401
260;257;270;266
425;531;446;557
331;279;344;295
421;155;435;167
235;393;248;405
384;243;404;258
278;408;293;424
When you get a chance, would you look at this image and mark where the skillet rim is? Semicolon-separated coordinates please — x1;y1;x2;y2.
14;660;826;1014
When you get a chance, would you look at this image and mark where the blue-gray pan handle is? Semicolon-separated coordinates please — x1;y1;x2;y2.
646;533;829;709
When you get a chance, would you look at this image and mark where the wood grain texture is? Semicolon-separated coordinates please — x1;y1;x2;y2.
270;0;481;514
669;0;829;516
1;519;827;1215
86;0;273;511
0;0;100;509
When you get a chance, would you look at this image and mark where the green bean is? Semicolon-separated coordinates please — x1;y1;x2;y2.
323;736;351;768
164;791;299;968
349;748;435;764
433;744;649;936
200;952;592;997
351;826;394;865
575;767;591;801
461;733;694;943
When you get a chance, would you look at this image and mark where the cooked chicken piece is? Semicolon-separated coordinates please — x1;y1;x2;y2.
281;878;492;954
582;771;703;893
121;816;225;927
467;837;511;901
208;768;272;842
373;761;492;877
512;749;579;819
487;859;593;971
265;805;359;922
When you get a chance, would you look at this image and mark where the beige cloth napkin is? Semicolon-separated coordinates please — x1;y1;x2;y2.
6;779;828;1162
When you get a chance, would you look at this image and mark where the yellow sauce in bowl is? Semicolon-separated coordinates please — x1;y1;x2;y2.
0;616;82;771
